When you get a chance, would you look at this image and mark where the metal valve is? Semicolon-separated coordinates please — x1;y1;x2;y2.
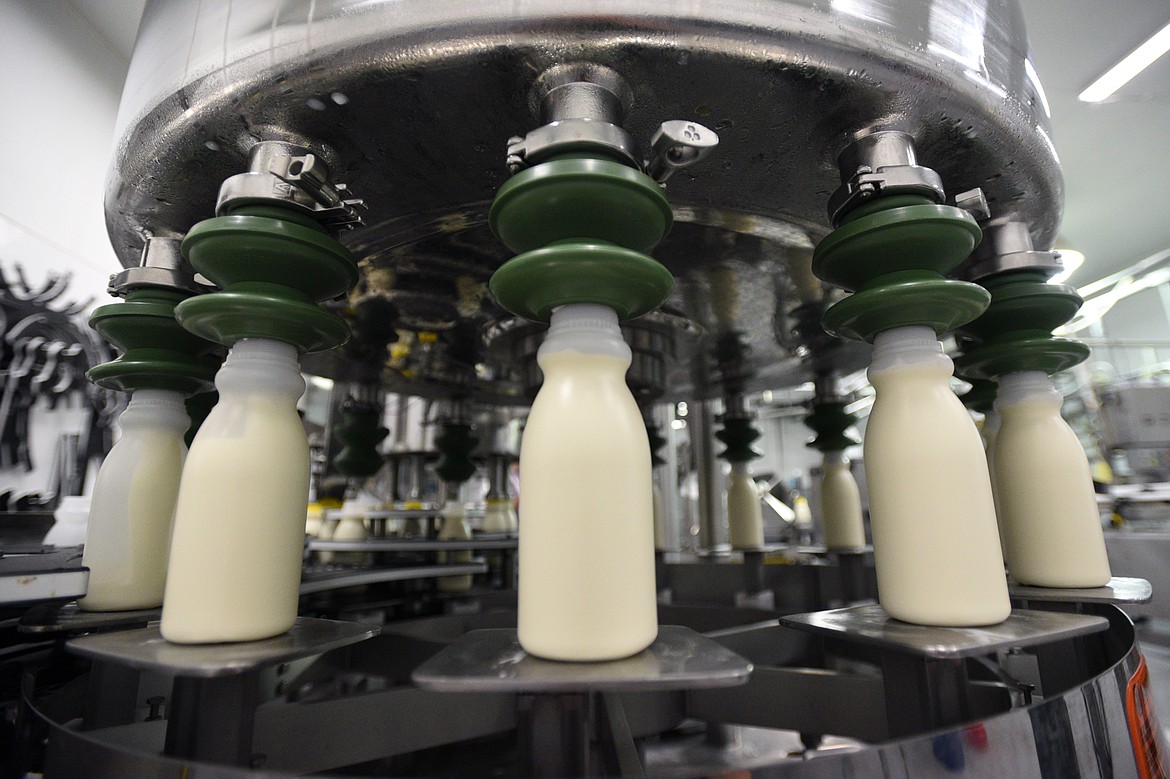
951;188;990;222
216;141;365;232
645;120;720;183
956;218;1063;281
826;131;947;226
505;65;719;183
270;153;341;208
108;236;209;297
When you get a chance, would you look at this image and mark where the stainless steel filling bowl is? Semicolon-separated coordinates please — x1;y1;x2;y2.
108;0;1061;399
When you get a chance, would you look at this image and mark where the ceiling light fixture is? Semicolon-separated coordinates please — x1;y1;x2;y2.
1078;21;1170;103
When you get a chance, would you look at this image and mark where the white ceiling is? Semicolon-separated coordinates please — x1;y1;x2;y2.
66;0;1170;286
66;0;144;63
1021;0;1170;284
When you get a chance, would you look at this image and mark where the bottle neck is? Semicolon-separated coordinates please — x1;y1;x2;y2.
121;389;189;434
868;325;952;384
537;303;631;364
216;337;305;400
995;370;1059;411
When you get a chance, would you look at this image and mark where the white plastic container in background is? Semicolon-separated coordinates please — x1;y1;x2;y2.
437;499;474;592
993;370;1111;587
726;463;764;549
305;503;324;537
329;496;374;566
518;304;657;661
819;451;866;551
864;326;1010;626
79;390;188;611
652;482;667;551
482;497;517;533
161;338;310;643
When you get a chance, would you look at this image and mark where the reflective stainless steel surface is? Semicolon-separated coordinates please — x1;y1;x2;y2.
109;0;1060;398
66;617;378;677
781;603;1109;658
28;607;1164;777
412;626;753;692
1009;576;1154;605
18;603;160;634
298;562;487;594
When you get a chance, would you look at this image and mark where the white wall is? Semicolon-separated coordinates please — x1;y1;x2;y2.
0;0;131;501
0;0;130;301
1101;288;1170;344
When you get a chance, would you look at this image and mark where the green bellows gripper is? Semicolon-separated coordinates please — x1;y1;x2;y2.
87;288;217;396
716;417;762;464
804;402;860;453
812;194;989;342
954;270;1090;380
646;422;668;467
332;404;389;478
435;422;478;484
176;204;359;353
345;296;399;364
488;156;675;322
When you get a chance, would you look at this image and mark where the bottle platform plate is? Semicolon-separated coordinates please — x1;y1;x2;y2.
412;626;753;693
780;604;1109;659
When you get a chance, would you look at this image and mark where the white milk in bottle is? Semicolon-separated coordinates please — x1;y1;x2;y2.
330;495;374;566
437;499;474;593
161;338;310;643
80;389;188;611
518;304;657;661
819;451;866;551
482;498;517;534
864;326;1009;626
993;370;1110;587
726;463;764;549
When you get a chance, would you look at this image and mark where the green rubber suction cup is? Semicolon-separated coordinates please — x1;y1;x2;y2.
955;337;1090;380
716;417;762;463
822;272;990;342
176;284;350;354
178;207;359;352
490;158;672;254
490;243;674;322
333;404;390;478
804;402;860;452
812;195;987;343
957;269;1091;379
435;422;479;484
959;272;1083;342
813;196;982;292
489;155;674;323
87;289;217;395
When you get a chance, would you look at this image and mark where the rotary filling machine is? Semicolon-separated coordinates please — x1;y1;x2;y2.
5;0;1168;776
